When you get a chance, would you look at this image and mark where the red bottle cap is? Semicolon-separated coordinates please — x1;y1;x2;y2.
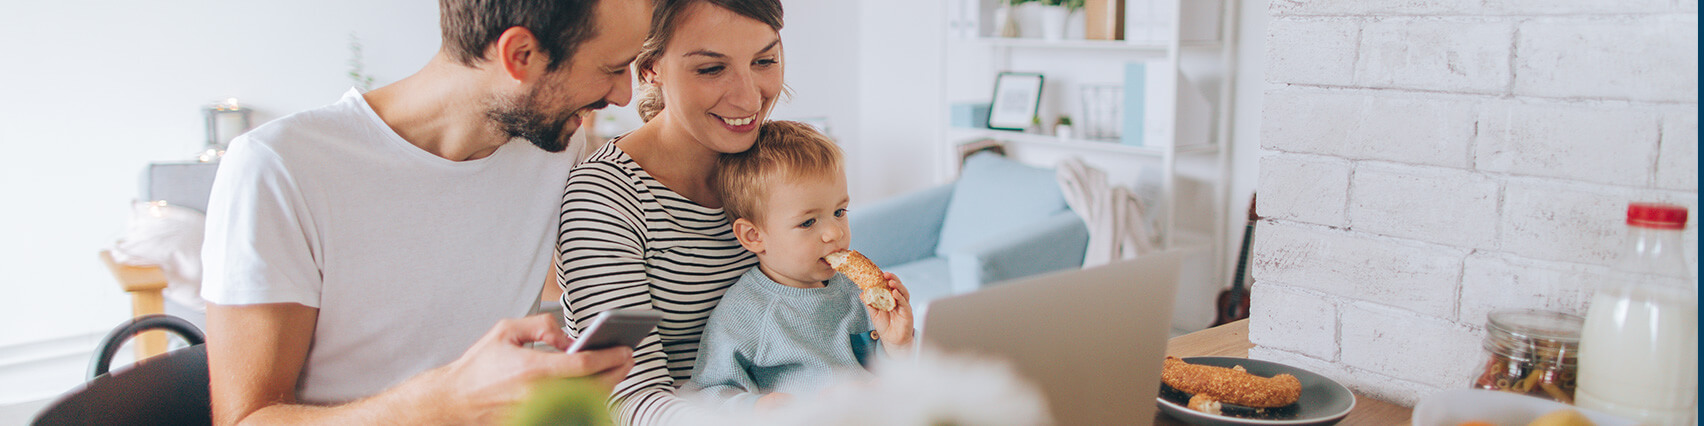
1627;203;1688;230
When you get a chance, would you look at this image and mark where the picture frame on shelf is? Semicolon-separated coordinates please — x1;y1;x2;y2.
987;72;1045;131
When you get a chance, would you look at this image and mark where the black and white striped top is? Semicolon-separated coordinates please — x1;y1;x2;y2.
557;141;758;425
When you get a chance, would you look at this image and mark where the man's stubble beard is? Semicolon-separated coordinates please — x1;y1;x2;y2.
487;82;578;153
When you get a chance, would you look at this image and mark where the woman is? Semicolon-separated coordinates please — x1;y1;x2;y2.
556;0;784;424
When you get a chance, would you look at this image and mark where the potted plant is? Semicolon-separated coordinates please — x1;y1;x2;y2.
1038;0;1068;40
1062;0;1087;39
1037;0;1086;40
1055;115;1075;139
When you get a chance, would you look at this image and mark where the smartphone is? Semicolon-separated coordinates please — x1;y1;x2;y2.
566;310;664;354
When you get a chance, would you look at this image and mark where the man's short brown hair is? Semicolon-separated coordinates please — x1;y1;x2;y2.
712;120;843;224
439;0;602;72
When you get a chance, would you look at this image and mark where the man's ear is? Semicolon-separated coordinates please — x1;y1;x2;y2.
493;26;546;82
732;218;764;254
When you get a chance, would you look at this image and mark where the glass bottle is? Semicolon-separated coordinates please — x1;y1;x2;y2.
1577;203;1697;425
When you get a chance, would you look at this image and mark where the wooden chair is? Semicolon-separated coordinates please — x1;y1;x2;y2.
98;250;171;360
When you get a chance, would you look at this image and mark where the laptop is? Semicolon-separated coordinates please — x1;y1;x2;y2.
920;250;1183;426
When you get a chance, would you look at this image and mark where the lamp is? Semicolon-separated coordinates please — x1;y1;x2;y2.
201;98;250;161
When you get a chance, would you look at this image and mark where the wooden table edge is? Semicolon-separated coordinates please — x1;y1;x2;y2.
1159;319;1414;426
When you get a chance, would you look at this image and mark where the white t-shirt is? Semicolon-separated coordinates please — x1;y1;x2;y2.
201;89;574;404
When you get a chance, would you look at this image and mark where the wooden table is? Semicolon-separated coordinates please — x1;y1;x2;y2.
1158;319;1413;425
99;250;171;360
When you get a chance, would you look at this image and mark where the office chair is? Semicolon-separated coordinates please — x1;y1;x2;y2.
32;314;210;426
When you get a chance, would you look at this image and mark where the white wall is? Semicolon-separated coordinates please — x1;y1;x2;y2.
773;1;862;143
0;0;882;408
854;2;950;201
0;0;439;404
1223;0;1269;285
0;0;1271;409
1252;1;1697;406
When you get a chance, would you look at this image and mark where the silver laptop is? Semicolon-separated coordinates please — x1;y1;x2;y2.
920;251;1182;426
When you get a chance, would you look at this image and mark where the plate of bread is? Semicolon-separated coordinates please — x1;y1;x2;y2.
1157;356;1354;426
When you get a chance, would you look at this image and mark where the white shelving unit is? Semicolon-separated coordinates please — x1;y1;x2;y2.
938;0;1239;330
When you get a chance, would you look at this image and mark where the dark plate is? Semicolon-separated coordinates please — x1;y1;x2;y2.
1156;357;1355;426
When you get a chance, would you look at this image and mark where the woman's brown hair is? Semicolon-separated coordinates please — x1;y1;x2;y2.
634;0;784;122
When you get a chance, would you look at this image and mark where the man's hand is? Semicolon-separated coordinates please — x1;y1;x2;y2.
868;272;914;358
431;314;635;424
208;307;633;425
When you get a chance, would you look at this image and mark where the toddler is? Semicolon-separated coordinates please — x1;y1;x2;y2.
686;120;914;412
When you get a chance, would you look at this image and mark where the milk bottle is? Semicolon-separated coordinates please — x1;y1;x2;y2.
1577;203;1697;425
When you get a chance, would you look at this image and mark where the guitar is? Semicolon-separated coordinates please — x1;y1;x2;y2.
1213;194;1258;327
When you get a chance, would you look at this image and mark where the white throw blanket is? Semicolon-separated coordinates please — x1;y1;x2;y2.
1055;158;1156;267
110;200;207;312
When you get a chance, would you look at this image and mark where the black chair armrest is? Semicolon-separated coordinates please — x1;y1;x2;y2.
90;314;205;379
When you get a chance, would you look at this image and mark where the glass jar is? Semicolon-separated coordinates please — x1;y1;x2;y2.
1471;310;1584;403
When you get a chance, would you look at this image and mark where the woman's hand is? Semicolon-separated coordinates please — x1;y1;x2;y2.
868;272;914;358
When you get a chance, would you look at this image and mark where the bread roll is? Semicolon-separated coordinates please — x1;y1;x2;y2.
824;250;895;311
1162;356;1301;408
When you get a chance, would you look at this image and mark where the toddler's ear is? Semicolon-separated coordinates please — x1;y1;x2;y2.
732;218;765;254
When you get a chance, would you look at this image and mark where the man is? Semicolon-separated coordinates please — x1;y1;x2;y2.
199;0;651;423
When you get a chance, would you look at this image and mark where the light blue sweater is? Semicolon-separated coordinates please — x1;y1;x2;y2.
685;267;880;411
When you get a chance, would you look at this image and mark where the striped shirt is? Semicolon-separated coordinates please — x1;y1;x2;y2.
557;141;758;425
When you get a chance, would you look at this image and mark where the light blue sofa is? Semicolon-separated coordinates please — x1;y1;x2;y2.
848;152;1089;308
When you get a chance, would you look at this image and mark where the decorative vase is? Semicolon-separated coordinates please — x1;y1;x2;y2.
995;5;1020;38
1040;5;1068;41
1013;2;1045;39
1065;8;1086;39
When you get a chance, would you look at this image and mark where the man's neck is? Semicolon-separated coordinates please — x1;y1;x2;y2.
363;54;511;161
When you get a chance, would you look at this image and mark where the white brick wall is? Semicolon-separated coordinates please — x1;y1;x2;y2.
1248;284;1337;360
1350;162;1500;249
1514;16;1699;102
1257;154;1351;226
1263;88;1478;167
1475;101;1661;186
1485;0;1673;15
1458;252;1610;322
1338;303;1483;390
1257;1;1699;406
1264;18;1358;86
1252;221;1465;318
1660;106;1700;191
1271;0;1480;16
1355;18;1513;94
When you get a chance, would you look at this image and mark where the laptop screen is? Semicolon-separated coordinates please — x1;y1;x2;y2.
920;251;1183;426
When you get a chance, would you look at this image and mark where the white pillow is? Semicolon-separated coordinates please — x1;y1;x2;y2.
110;200;207;312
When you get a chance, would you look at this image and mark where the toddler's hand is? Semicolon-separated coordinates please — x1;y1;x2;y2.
868;272;914;357
755;392;793;412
